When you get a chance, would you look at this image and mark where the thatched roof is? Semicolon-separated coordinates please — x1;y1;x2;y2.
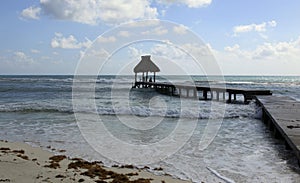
133;55;160;73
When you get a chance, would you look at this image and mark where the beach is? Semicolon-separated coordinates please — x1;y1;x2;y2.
0;140;191;183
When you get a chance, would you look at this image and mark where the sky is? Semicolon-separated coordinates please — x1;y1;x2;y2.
1;0;300;75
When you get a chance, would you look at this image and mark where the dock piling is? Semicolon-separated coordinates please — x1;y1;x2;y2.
132;81;271;103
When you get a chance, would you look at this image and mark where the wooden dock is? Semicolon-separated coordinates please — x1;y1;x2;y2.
256;96;300;165
132;81;272;104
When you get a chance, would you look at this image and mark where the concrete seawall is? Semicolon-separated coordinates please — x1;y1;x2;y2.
256;95;300;166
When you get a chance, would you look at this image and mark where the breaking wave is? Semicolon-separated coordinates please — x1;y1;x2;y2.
0;102;255;120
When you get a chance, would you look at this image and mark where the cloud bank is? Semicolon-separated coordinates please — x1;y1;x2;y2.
21;0;158;25
21;0;212;25
51;33;92;49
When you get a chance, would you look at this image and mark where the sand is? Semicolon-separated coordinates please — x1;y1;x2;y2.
0;140;191;183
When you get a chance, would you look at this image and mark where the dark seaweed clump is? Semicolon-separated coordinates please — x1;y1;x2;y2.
68;159;152;183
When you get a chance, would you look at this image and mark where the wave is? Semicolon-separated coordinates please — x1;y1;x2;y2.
206;167;236;183
0;104;254;120
225;81;255;85
0;108;73;114
0;84;133;93
0;76;134;85
0;103;72;114
0;87;73;93
0;77;73;83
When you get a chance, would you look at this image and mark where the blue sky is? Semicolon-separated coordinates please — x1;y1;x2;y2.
1;0;300;75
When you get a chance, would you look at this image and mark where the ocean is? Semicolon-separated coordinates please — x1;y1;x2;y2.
0;75;300;182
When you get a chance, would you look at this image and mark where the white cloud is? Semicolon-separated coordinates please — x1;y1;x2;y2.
38;0;157;25
149;42;212;61
78;48;110;74
118;31;130;37
99;0;158;24
233;20;277;35
148;42;215;74
182;43;212;56
51;33;92;49
258;33;269;40
173;24;188;34
125;19;160;27
224;38;300;61
252;39;300;60
97;36;116;43
161;9;167;17
128;47;144;58
31;49;40;54
41;56;51;60
224;44;240;52
21;0;213;25
14;52;26;59
13;51;34;64
268;20;277;27
81;48;109;58
127;44;185;62
217;37;300;75
0;51;38;74
151;43;185;59
158;0;212;8
21;6;41;20
142;26;168;35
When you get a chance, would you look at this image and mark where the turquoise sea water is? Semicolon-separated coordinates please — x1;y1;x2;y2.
0;75;300;182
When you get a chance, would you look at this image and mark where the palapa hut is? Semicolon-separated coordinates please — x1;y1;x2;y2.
133;55;160;83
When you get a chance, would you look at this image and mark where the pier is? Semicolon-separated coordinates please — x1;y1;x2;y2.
256;96;300;166
132;81;272;104
132;55;272;104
